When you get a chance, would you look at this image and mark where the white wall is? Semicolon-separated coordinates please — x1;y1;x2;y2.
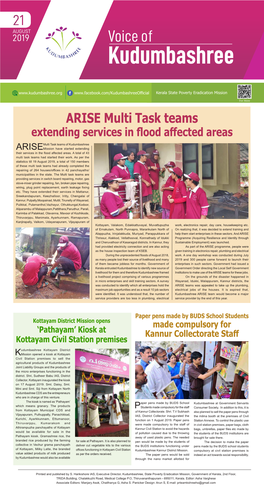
94;144;109;185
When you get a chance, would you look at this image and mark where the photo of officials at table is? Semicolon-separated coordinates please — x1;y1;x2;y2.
94;143;248;220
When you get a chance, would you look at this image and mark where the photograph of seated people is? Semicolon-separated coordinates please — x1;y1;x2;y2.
135;341;248;400
94;143;248;220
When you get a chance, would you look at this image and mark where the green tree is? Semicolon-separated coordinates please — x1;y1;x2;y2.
103;348;129;360
240;163;249;178
119;390;129;402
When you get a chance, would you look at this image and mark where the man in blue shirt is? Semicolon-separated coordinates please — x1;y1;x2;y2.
135;364;155;399
139;345;152;370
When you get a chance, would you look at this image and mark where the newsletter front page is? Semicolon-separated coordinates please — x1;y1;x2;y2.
0;0;263;491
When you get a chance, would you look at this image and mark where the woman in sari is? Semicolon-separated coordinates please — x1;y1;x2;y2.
109;394;123;425
167;353;184;399
88;393;100;429
146;150;165;213
107;395;113;414
125;150;136;179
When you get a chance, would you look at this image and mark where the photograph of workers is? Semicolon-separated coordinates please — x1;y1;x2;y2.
135;341;248;400
75;349;129;437
15;227;90;299
94;143;248;220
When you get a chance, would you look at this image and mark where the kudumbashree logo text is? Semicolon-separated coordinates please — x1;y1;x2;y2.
46;26;82;59
107;31;234;66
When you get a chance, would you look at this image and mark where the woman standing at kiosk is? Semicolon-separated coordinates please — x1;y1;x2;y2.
88;393;100;429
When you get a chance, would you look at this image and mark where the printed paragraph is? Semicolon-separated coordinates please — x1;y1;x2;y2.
135;401;190;461
193;402;249;457
76;438;130;457
15;143;90;224
94;223;170;301
174;223;249;302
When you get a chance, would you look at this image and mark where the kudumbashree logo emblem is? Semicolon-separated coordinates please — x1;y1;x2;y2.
80;356;86;363
45;26;82;59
